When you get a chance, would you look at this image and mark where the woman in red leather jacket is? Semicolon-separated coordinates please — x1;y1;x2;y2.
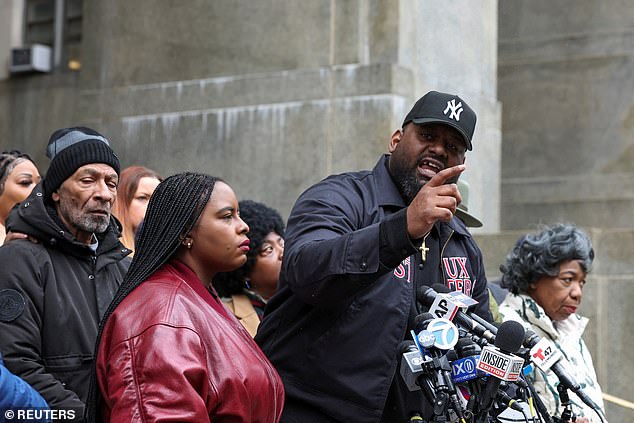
85;172;284;423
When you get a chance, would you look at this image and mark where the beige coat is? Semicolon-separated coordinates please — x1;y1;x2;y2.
222;294;261;337
499;293;607;423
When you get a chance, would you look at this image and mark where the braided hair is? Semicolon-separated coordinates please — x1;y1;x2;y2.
85;172;221;422
0;150;35;195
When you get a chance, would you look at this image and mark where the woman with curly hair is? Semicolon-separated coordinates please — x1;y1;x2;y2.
498;223;606;423
213;200;285;336
0;150;40;244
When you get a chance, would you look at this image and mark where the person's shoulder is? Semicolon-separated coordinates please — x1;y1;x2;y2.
318;167;374;187
488;280;509;304
297;168;375;204
0;239;49;261
111;277;182;326
498;294;527;322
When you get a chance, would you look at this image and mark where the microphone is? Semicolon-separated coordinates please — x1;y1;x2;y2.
451;337;484;415
451;338;484;384
496;389;526;414
399;341;439;418
418;285;496;343
399;342;442;422
399;340;429;392
523;329;606;421
475;320;526;422
468;310;500;335
411;313;467;422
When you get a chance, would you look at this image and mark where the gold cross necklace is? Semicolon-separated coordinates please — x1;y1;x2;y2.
419;232;431;263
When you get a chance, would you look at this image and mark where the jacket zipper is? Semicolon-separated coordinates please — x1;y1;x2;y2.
91;255;97;277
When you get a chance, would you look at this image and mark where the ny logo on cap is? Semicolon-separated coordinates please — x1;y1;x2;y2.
443;99;464;121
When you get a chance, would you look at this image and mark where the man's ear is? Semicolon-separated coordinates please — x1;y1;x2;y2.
51;191;60;203
388;128;403;153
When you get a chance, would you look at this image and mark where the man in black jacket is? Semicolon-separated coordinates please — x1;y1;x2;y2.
256;91;493;423
0;127;131;417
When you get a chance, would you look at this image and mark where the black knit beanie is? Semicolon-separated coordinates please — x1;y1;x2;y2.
43;127;120;199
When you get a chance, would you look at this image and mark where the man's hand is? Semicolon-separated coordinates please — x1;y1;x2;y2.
406;164;465;239
3;231;39;245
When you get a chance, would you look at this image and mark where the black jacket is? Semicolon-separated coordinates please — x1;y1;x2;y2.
256;155;492;423
0;183;130;414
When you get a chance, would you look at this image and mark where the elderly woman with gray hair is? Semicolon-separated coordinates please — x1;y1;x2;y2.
498;223;607;423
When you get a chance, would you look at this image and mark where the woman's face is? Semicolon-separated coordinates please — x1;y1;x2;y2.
528;259;586;322
128;176;161;233
0;159;40;221
249;231;284;299
187;181;250;275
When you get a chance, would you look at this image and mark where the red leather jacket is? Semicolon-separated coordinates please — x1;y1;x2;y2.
97;260;284;422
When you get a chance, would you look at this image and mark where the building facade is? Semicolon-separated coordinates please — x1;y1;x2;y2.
0;0;631;420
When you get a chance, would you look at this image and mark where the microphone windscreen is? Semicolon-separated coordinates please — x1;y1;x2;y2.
456;337;475;349
416;285;437;307
456;337;481;357
432;283;451;293
494;320;525;353
414;312;434;326
400;340;416;354
446;349;458;361
523;328;540;348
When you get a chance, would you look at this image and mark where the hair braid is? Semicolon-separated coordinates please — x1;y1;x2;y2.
0;150;34;195
85;172;221;422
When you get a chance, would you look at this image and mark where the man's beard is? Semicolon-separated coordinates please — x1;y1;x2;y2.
58;200;110;235
75;214;110;234
389;152;459;204
391;165;422;205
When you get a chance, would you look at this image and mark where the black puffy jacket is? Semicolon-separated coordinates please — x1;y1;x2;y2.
0;183;130;415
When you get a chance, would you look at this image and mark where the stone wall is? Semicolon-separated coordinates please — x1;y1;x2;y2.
496;2;634;418
498;0;634;231
0;0;501;229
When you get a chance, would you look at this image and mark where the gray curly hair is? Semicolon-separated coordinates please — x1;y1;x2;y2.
499;223;594;294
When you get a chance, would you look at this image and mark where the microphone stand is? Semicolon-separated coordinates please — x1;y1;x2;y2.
417;353;466;423
556;383;576;423
525;377;555;423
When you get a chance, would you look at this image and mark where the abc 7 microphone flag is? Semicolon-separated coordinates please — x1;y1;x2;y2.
421;318;460;351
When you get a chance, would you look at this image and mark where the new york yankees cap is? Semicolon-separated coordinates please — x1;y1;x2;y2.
402;91;477;150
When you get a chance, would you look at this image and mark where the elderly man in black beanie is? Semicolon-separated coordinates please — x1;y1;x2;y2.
0;127;131;418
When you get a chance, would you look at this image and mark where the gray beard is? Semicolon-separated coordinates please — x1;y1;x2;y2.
75;215;110;234
57;200;110;236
